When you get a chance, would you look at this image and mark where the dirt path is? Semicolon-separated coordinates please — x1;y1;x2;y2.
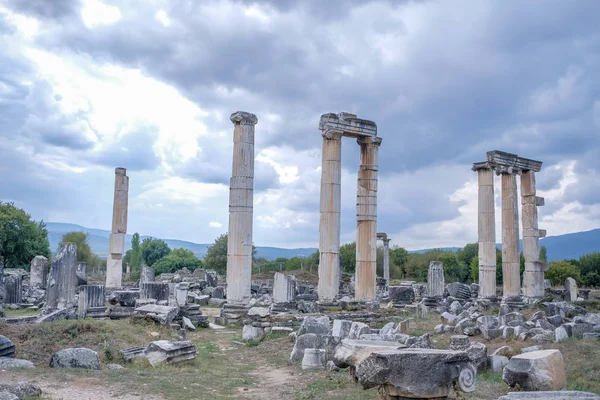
0;371;163;400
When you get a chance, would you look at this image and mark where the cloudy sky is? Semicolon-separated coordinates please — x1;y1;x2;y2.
1;0;599;250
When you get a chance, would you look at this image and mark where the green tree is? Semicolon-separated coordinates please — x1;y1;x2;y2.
584;272;600;288
390;246;408;277
141;238;171;267
545;261;582;286
0;202;50;269
579;252;600;279
152;248;203;274
539;246;548;263
470;248;503;283
439;252;469;283
457;243;478;268
130;233;142;272
470;256;479;282
339;242;356;273
60;231;102;270
204;233;228;274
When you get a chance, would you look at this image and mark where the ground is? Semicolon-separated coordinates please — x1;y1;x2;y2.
1;306;600;400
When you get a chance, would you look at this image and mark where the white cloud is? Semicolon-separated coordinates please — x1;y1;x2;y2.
155;10;171;27
208;221;223;228
81;0;121;29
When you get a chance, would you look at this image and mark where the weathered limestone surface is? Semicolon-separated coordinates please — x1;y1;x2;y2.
475;167;497;298
106;167;129;288
30;256;48;288
301;348;326;370
50;348;101;370
77;285;105;318
46;243;78;311
382;236;390;285
318;128;342;302
141;266;155;283
226;111;258;305
332;339;404;369
273;272;296;303
134;304;178;325
521;171;546;300
497;392;600;399
140;282;170;301
356;349;477;398
503;349;565;391
565;277;578;302
4;275;22;304
426;261;445;298
0;335;15;358
355;136;382;301
502;172;521;299
145;340;197;366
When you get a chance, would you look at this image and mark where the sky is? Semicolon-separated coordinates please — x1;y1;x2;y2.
0;0;599;250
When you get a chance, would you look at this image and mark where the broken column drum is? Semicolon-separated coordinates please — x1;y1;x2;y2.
30;255;49;288
377;233;390;287
78;285;106;318
501;172;521;300
426;261;445;298
46;243;78;310
473;165;496;298
521;170;547;300
140;282;170;302
317;112;380;302
273;271;296;303
106;167;129;289
5;274;22;304
226;111;258;305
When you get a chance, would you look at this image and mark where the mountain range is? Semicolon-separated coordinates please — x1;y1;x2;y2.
45;222;599;262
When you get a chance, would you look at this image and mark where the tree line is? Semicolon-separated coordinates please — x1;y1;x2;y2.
1;202;599;287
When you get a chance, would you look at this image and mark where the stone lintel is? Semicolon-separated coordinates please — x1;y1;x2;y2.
472;161;492;171
319;112;377;138
538;229;547;238
486;150;543;172
376;232;388;241
230;111;258;125
536;196;545;206
115;167;127;175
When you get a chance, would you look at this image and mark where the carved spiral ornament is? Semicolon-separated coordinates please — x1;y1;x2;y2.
458;363;477;393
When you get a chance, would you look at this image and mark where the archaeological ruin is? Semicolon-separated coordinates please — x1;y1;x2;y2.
105;167;129;289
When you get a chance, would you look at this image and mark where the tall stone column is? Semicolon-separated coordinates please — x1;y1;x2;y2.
501;172;521;299
475;166;496;298
106;167;128;288
355;136;382;301
226;111;258;305
317;129;343;302
383;238;390;285
521;171;547;299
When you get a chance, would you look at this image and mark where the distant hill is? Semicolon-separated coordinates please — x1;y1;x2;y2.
46;222;599;262
408;229;600;261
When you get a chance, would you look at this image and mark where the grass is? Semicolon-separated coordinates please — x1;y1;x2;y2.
294;371;366;400
4;308;41;317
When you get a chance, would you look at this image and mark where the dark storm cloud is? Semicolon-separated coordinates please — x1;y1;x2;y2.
4;0;80;19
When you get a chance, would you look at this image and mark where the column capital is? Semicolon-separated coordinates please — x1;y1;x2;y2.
230;111;258;125
322;128;343;140
115;167;127;175
357;136;382;146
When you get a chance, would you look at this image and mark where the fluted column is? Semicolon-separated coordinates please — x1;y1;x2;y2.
106;167;128;288
475;167;496;298
383;238;390;285
355;136;382;301
317;129;343;302
521;170;547;299
501;172;521;299
226;111;258;305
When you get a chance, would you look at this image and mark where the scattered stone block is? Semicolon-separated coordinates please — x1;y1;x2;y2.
134;304;178;325
332;339;405;369
120;346;147;362
301;348;325;370
50;348;100;370
247;307;270;318
109;291;140;307
242;325;264;341
498;391;600;399
503;349;566;391
348;322;370;340
0;382;42;400
0;357;35;368
332;320;352;339
145;340;197;366
290;333;325;362
446;282;471;300
488;354;509;372
554;326;569;342
0;336;15;358
273;272;296;303
564;277;578;302
355;348;477;398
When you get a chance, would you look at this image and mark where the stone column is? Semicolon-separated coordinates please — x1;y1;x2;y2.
226;111;258;305
383;238;390;285
521;170;547;299
475;167;497;298
141;266;155;283
78;285;105;319
317;129;343;302
273;271;297;303
426;261;445;298
355;136;382;301
106;167;128;288
30;255;49;288
5;274;22;304
46;243;78;311
501;172;521;299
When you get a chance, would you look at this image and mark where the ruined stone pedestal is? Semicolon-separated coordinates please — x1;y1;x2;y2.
0;335;16;358
141;266;155;283
273;272;296;303
424;261;444;307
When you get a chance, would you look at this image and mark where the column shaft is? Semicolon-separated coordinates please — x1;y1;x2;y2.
521;171;545;299
226;112;258;305
317;130;342;301
383;239;390;285
106;168;128;288
501;173;521;299
477;168;496;298
355;137;381;301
